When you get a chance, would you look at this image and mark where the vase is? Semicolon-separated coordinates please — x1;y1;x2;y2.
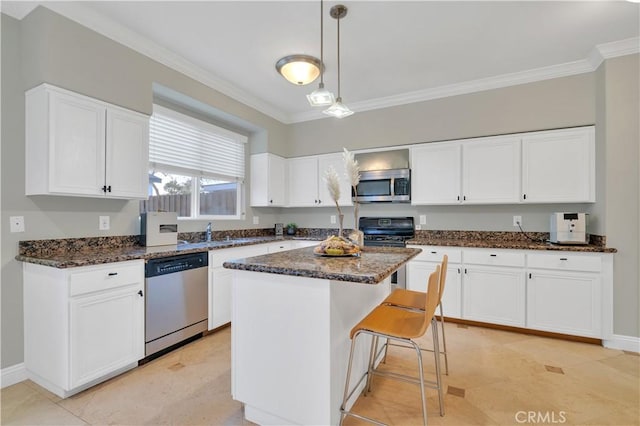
286;227;296;236
348;230;364;247
338;214;344;237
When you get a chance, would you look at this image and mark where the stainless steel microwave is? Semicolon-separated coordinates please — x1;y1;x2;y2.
353;169;411;203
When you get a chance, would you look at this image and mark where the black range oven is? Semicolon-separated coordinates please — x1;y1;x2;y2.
359;216;415;289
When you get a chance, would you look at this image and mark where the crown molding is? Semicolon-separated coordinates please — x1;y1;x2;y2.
0;2;38;20
11;4;640;125
39;2;290;124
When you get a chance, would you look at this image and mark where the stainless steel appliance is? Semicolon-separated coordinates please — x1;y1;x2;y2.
360;216;415;289
140;212;178;246
144;252;208;357
550;212;589;245
353;150;411;203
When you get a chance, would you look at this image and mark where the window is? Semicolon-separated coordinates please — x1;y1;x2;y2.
140;105;247;219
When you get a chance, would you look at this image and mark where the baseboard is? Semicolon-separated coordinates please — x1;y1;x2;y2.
603;334;640;353
1;363;27;388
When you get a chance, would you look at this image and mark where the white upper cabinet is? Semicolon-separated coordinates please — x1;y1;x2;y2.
411;142;462;204
288;154;352;207
317;153;353;207
521;126;595;203
462;135;521;204
25;84;149;199
250;153;286;207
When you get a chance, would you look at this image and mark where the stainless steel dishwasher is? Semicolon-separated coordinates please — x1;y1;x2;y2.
144;252;208;357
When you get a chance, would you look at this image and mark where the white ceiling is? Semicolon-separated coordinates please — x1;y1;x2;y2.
3;1;639;123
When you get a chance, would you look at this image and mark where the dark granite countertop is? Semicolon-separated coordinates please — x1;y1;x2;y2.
16;236;322;269
406;238;617;253
223;246;422;284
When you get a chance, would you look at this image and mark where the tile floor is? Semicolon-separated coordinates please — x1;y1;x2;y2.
2;324;638;425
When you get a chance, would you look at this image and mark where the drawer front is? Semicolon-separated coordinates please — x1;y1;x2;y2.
463;249;525;267
70;261;143;296
407;245;462;263
528;253;602;272
210;245;268;268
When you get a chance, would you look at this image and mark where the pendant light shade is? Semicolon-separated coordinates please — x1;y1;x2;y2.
323;5;353;118
307;0;335;106
276;54;322;86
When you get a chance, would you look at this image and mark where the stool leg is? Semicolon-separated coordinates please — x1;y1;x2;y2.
412;340;428;426
432;317;445;416
365;335;378;394
439;302;449;375
339;334;359;425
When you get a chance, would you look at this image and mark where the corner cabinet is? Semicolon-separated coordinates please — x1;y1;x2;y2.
250;153;286;206
521;126;595;203
25;84;149;199
23;260;145;398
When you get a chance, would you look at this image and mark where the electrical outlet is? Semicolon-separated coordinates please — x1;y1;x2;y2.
330;215;336;224
513;215;522;227
419;215;427;225
252;216;259;225
415;224;422;231
99;215;110;230
10;216;25;233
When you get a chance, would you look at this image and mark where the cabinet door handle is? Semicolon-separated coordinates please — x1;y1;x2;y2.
138;290;144;297
464;268;467;274
457;195;460;201
529;273;532;279
490;254;497;257
431;251;437;254
269;199;273;204
463;195;466;201
457;268;461;274
318;199;321;204
107;185;112;193
523;194;527;200
101;185;107;193
108;272;118;276
560;257;568;261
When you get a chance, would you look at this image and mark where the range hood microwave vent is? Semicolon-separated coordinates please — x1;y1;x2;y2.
354;149;409;172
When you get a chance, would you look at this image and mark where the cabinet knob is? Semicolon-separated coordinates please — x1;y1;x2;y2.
138;290;144;297
108;272;118;276
269;199;273;204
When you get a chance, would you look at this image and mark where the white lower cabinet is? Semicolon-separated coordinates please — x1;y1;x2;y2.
527;253;602;338
406;246;462;318
406;246;611;339
23;260;145;398
208;245;269;330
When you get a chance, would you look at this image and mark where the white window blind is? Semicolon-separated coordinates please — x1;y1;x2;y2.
149;104;247;181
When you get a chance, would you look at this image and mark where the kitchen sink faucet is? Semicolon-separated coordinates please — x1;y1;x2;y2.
206;222;212;242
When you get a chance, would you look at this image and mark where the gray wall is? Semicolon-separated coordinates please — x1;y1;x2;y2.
2;7;638;370
0;8;287;368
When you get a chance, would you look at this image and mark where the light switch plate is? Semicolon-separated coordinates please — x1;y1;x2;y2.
99;215;110;230
10;216;25;233
330;215;336;224
419;215;427;225
253;216;259;225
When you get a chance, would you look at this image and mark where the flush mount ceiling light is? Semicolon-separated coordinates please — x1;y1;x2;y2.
323;4;353;119
307;0;335;106
275;54;322;85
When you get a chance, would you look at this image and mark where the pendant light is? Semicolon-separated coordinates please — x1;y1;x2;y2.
275;54;322;85
323;4;353;118
307;0;335;106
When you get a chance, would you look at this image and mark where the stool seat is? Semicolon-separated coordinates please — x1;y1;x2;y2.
351;304;427;340
382;288;427;311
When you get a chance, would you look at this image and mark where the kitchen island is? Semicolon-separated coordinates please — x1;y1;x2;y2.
223;246;421;426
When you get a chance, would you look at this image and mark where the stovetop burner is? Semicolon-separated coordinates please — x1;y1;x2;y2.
359;216;415;247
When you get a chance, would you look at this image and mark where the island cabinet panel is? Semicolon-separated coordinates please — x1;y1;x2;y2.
25;84;149;199
521;126;595;203
231;270;390;426
250;153;286;207
406;246;462;318
23;260;145;398
527;252;603;338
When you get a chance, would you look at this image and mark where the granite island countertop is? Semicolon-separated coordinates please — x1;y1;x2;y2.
222;246;422;284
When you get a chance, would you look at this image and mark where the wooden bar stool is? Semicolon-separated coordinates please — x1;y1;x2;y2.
382;254;450;375
339;266;443;426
